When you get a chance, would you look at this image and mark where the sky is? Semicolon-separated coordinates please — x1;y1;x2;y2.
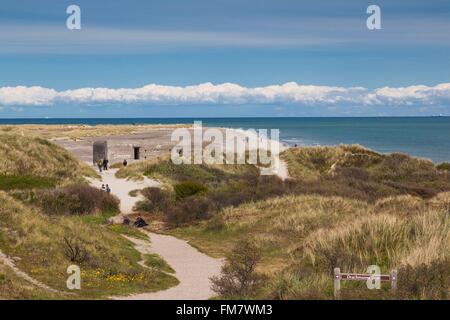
0;0;449;118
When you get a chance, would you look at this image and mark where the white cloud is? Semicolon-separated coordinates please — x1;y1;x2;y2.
1;82;450;107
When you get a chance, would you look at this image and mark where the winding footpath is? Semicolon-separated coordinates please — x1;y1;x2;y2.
90;168;223;300
0;250;59;293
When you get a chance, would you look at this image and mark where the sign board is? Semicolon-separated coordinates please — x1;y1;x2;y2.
333;267;397;299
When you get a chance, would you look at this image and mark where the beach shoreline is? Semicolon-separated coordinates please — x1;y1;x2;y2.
1;118;450;164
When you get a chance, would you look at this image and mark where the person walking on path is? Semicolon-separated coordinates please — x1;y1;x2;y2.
102;159;109;171
97;159;103;172
106;184;111;194
101;184;106;192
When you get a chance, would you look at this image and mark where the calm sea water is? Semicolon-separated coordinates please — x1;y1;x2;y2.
1;117;449;163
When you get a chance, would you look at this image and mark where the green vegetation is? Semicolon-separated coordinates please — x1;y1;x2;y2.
143;253;175;274
437;162;450;171
0;175;56;190
174;181;208;199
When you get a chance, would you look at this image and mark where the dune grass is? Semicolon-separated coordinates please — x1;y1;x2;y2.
0;175;56;190
0;191;178;299
280;145;450;201
0;263;63;300
0;134;98;184
169;192;450;299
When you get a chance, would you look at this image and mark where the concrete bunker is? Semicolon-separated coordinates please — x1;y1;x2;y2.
93;141;108;165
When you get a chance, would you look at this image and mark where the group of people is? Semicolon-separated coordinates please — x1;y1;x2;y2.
123;214;148;228
97;158;109;173
101;184;111;194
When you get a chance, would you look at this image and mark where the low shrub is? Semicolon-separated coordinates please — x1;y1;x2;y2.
63;236;90;263
211;240;265;298
138;187;172;213
37;184;119;215
166;196;214;227
174;181;208;199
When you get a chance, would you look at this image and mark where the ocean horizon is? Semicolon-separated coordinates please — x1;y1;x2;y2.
1;116;450;163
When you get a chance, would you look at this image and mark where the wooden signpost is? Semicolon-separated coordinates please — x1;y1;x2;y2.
333;267;397;299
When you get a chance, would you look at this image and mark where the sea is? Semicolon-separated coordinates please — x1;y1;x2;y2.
1;117;449;163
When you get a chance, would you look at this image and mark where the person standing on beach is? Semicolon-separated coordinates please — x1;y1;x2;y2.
106;184;111;194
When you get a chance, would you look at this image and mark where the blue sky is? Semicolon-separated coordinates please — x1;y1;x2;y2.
0;0;449;117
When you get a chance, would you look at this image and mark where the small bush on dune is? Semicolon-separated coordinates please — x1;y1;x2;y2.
211;240;265;298
138;187;172;213
166;196;214;227
37;184;119;215
174;181;208;199
63;236;90;263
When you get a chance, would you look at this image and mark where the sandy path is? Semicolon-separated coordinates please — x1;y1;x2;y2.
88;167;223;300
89;168;161;222
113;232;223;300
